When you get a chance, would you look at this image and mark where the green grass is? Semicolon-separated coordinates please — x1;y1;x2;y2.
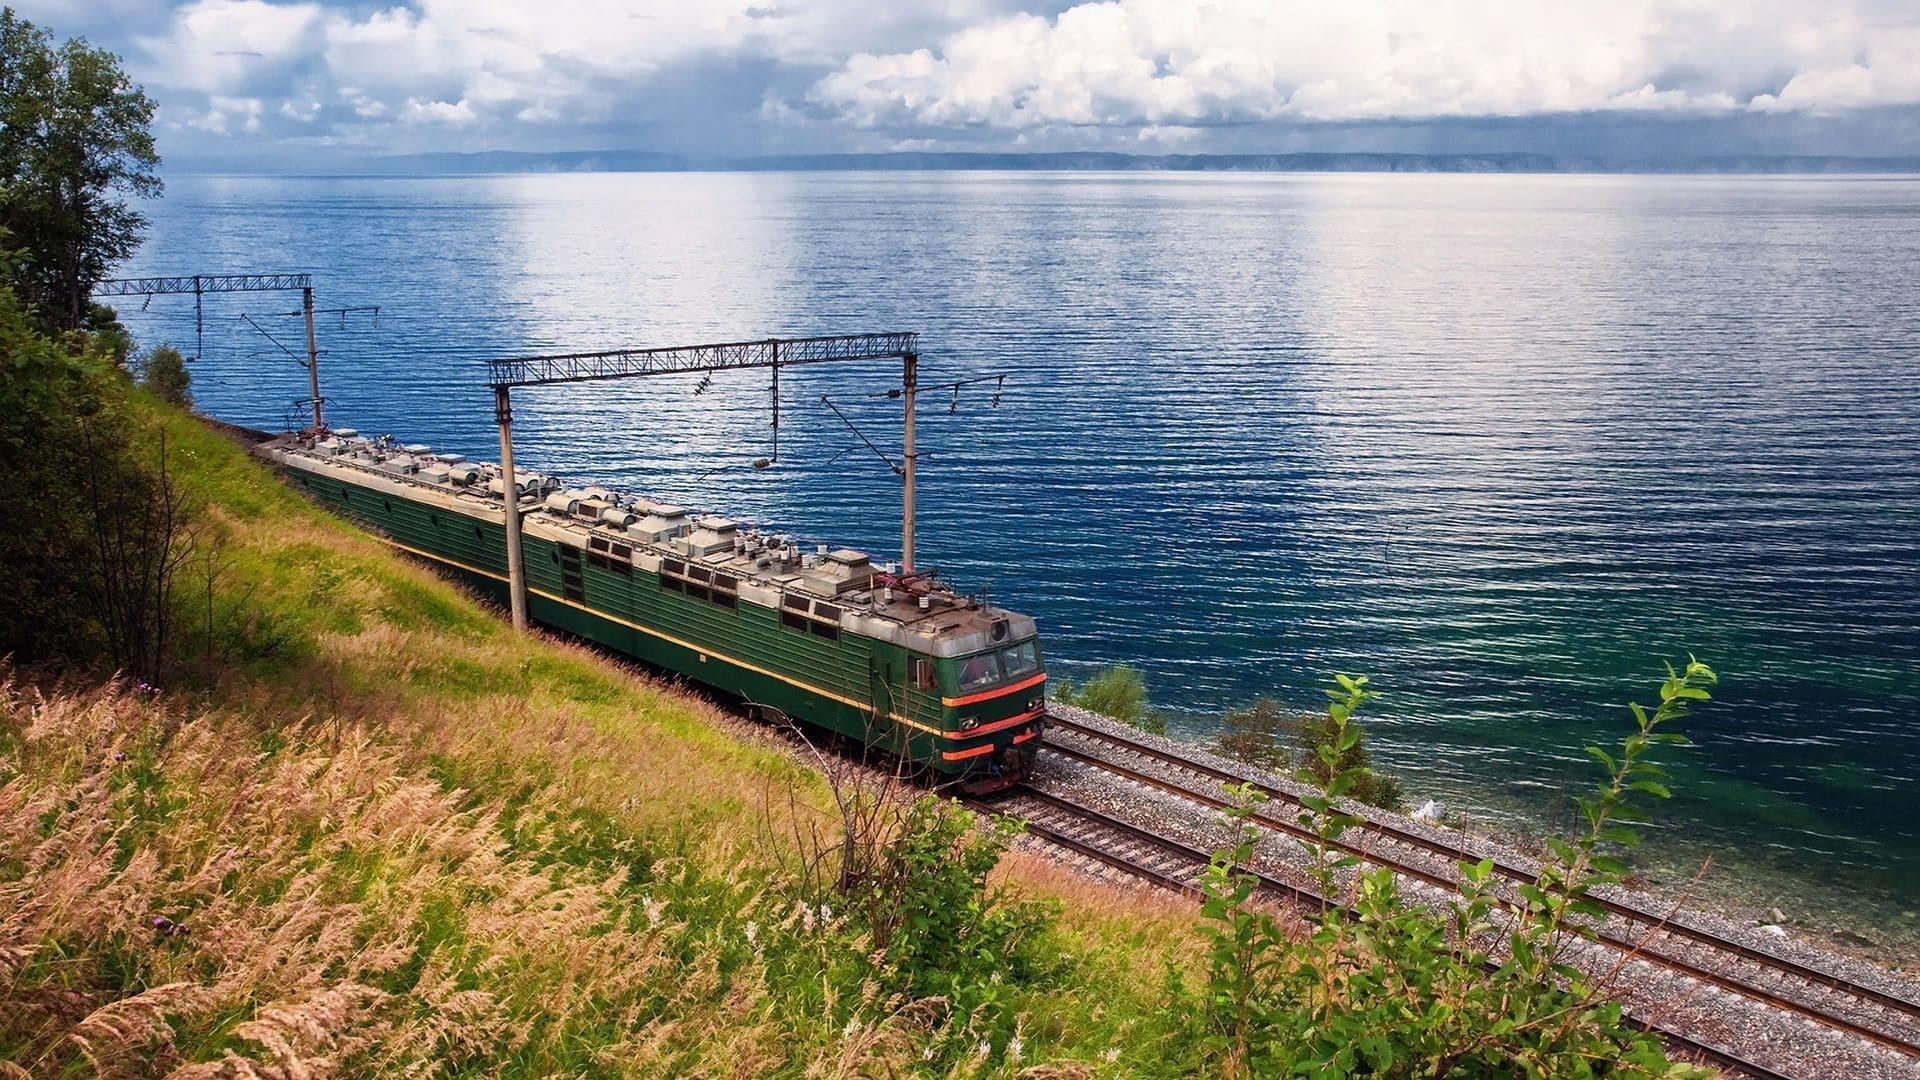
0;400;1206;1077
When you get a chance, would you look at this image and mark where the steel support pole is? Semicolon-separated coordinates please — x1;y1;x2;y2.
495;386;529;632
770;340;780;461
302;287;323;429
193;277;204;361
902;350;917;571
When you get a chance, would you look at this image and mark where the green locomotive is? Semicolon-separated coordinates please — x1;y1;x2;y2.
261;429;1047;790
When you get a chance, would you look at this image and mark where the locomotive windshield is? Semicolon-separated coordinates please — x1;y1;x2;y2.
955;639;1040;691
998;640;1039;679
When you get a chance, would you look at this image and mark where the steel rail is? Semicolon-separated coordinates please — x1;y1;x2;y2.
1048;714;1920;1025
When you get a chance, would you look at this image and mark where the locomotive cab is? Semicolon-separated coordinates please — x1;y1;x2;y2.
925;633;1047;793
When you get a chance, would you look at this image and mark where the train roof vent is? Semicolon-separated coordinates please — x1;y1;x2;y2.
333;427;359;438
804;548;874;596
402;443;431;455
629;512;689;543
686;516;739;557
543;492;579;515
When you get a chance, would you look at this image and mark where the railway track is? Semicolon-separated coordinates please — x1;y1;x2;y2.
966;783;1793;1080
980;711;1920;1078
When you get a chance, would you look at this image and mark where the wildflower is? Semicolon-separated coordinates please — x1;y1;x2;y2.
844;1015;859;1036
744;920;758;945
113;751;128;762
642;894;664;928
974;1038;991;1058
819;903;832;922
1105;1047;1121;1062
1007;1035;1023;1061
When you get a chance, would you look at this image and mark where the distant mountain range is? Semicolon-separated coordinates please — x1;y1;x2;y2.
178;149;1920;176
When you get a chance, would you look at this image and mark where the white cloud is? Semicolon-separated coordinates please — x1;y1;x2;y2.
400;97;476;126
1751;25;1920;112
808;0;1920;130
136;0;322;95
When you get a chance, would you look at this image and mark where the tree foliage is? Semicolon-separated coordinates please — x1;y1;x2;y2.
0;246;196;678
0;7;160;329
142;342;190;405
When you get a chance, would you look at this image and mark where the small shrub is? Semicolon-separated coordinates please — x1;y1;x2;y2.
1295;693;1404;810
1055;664;1168;734
1212;696;1293;771
1213;690;1403;809
141;343;191;406
858;797;1054;999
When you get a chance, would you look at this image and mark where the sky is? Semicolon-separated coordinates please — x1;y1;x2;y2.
17;0;1920;165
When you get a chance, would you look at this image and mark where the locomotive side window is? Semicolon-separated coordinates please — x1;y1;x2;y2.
912;658;937;690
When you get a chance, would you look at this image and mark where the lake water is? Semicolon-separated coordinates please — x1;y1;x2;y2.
116;172;1920;931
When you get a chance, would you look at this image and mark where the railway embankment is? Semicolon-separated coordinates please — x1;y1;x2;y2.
6;347;1910;1075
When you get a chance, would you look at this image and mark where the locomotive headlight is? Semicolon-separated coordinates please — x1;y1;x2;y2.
960;717;979;731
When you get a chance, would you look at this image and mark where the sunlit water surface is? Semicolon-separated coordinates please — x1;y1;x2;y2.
120;172;1920;932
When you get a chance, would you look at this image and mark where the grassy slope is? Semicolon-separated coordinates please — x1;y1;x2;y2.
0;400;1202;1077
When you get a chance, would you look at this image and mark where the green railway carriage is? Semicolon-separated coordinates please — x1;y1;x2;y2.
260;430;1047;790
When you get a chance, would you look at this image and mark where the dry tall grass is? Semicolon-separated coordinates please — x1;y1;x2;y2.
0;678;835;1075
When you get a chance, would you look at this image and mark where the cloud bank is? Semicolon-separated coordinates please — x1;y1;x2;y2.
19;0;1920;159
810;0;1920;132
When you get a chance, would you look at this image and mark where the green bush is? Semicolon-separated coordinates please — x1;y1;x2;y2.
1194;664;1718;1077
1055;663;1169;734
142;342;190;405
1295;695;1404;810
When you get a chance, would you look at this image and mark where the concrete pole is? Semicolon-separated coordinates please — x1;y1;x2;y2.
495;385;529;632
302;287;323;429
902;350;917;572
